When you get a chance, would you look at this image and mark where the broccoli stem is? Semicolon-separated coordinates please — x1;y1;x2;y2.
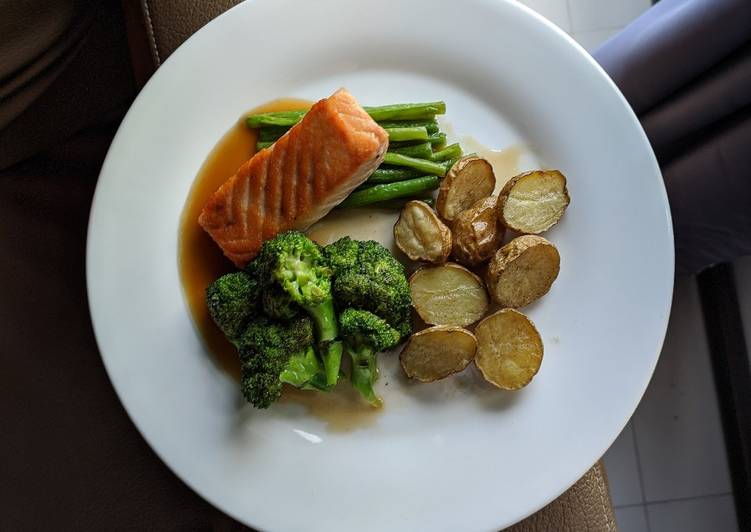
304;298;342;386
431;142;463;162
280;346;327;389
347;346;382;407
256;140;274;150
385;126;428;142
367;167;421;184
321;341;343;388
246;102;446;128
389;142;433;159
382;152;448;176
339;176;440;208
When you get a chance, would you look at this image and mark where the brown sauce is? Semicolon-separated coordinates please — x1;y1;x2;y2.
178;98;312;380
178;102;524;430
458;135;523;192
178;98;385;430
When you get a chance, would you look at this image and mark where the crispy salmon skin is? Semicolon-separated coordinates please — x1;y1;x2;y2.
199;89;388;267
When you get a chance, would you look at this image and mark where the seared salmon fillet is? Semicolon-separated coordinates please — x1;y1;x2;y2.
199;89;389;268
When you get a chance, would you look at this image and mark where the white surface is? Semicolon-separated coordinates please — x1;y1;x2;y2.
572;27;622;52
633;276;732;502
614;506;649;532
86;0;673;530
603;421;643;506
568;0;651;32
647;495;738;532
517;0;572;31
522;0;741;527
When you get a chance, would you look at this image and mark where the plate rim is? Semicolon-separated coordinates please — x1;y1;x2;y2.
86;0;674;529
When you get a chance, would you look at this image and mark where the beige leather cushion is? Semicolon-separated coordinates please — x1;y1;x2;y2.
138;2;617;529
509;462;616;531
141;0;243;65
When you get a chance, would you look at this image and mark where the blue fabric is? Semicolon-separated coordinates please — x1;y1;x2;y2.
594;0;751;274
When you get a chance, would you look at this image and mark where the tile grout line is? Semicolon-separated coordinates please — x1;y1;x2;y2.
614;491;734;509
629;420;653;532
640;505;650;530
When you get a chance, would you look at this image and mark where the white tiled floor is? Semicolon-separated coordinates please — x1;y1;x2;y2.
514;0;743;530
517;0;652;53
646;495;738;532
602;277;737;531
603;421;642;507
633;276;732;502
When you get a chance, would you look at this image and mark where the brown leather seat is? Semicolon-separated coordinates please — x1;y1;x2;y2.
0;1;616;529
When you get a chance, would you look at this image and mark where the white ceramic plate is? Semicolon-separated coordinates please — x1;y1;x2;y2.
87;0;673;530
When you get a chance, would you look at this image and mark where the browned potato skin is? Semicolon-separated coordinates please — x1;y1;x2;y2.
394;200;452;264
474;309;543;390
451;196;505;266
410;263;489;326
436;156;496;222
400;325;477;382
498;169;570;234
486;235;560;308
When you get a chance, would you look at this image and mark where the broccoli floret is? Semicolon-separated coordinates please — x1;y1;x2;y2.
321;235;360;273
339;309;400;407
261;284;299;320
253;231;342;387
205;272;259;340
324;237;412;340
237;315;326;408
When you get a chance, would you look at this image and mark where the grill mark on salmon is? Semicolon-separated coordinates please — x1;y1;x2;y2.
280;126;298;225
199;89;388;267
265;138;285;239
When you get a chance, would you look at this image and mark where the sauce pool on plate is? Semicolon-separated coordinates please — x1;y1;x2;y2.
178;98;524;429
178;98;312;380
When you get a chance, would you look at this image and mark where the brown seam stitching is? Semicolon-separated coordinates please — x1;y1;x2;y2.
141;0;161;66
594;467;614;532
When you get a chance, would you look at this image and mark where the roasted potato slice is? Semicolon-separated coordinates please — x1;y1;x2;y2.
474;309;543;390
394;200;452;263
400;325;477;382
451;196;504;266
486;235;560;308
498;170;570;234
436;156;496;222
410;263;489;326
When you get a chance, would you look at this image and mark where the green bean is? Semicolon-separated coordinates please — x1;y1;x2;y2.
378;119;439;134
367;167;422;184
385;127;428;142
382;152;447;176
389;142;433;158
339;176;440;208
430;143;463;162
258;126;290;142
363;102;446;121
246;110;307;128
247;101;446;128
